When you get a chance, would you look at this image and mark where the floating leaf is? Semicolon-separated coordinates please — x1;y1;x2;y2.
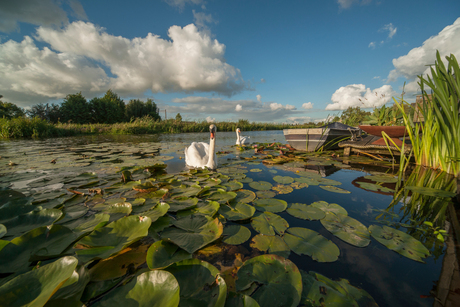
165;259;227;307
234;190;256;203
317;178;342;186
404;186;456;198
207;190;237;204
369;225;430;262
250;169;262;172
357;182;395;193
321;212;370;247
57;205;88;225
290;182;308;189
161;216;223;253
0;256;78;307
236;254;302;307
294;177;319;186
251;212;289;236
319;185;351;194
146;240;192;270
223;225;251;245
223;181;244;191
50;264;90;302
142;202;169;223
92;270;180;307
103;202;132;222
286;203;325;220
283;227;339;262
0;224;6;239
2;207;62;238
224;292;260;307
219;203;255;221
364;175;398;183
273;176;294;184
253;198;288;213
167;197;199;212
250;235;290;258
0;190;35;223
271;185;293;195
249;181;273;191
310;201;348;216
255;190;276;199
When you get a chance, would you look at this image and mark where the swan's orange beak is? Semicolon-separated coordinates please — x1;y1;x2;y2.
210;131;215;139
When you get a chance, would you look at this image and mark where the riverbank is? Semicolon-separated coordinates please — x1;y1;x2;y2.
0;116;318;139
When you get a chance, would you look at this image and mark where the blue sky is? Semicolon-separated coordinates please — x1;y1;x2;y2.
1;0;459;123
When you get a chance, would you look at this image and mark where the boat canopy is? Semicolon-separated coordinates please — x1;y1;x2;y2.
320;122;359;130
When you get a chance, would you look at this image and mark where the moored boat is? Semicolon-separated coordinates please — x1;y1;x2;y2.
283;122;359;151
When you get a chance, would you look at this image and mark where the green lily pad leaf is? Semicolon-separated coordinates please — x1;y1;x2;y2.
250;168;262;172
224;292;260;307
0;240;8;252
142;202;169;223
319;185;351;194
286;203;325;220
146;240;192;270
321;212;370;247
2;207;62;239
223;225;251;245
290;182;309;189
249;181;273;191
404;186;456;198
177;201;220;218
223;181;244;191
364;175;398;183
272;184;293;195
165;259;227;307
251;212;289;236
0;190;35;223
0;256;78;307
103;202;132;222
317;178;342;186
57;205;88;225
92;270;180;307
68;213;110;237
273;176;294;184
234;190;256;203
253;198;288;213
283;227;340;262
236;254;302;307
131;198;146;206
171;186;202;198
219;202;255;221
369;225;430;262
310;201;348;216
0;224;6;239
294;177;319;185
51;265;90;301
168;197;199;212
250;235;290;258
240;177;254;183
357;182;395;193
0;225;77;273
75;215;152;263
207;190;237;204
255;190;276;199
300;270;378;307
161;216;223;253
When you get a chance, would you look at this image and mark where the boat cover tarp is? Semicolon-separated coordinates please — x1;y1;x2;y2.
320;122;359;130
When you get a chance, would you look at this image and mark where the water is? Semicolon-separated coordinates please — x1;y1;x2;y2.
0;130;452;306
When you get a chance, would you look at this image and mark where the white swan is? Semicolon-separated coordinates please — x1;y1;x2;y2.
185;124;217;170
236;128;251;146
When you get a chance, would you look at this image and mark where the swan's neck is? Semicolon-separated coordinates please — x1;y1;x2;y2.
236;130;241;146
208;137;216;168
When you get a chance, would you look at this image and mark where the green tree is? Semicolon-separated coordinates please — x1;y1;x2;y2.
175;113;182;122
0;98;25;119
102;90;125;123
60;92;90;124
145;98;161;121
27;103;62;123
125;98;161;121
340;107;370;126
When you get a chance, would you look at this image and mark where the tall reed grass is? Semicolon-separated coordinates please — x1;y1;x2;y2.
394;51;460;176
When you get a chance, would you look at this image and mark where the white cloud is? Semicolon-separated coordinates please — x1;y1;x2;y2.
260;78;266;83
368;42;376;49
235;104;242;111
192;10;216;32
270;103;283;111
387;17;460;93
302;102;313;109
285;104;296;110
337;0;371;10
206;116;215;123
0;21;248;106
381;23;397;39
164;0;205;10
326;84;396;110
287;116;312;124
0;0;87;33
256;94;261;102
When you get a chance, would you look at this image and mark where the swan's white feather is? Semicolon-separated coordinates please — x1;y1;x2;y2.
185;142;217;169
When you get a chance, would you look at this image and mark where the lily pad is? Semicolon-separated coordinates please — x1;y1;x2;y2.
250;169;262;173
161;216;223;253
234;190;256;203
290;182;309;189
249;181;273;191
207;190;237;204
253;198;288;213
321;212;370;247
251;212;289;236
56;205;88;225
2;207;62;238
167;197;199;212
50;265;90;301
255;190;276;199
319;185;351;194
103;202;132;222
404;186;456;198
235;254;302;307
223;181;244;191
75;215;152;263
286;203;325;220
224;292;260;307
310;201;348;216
219;202;256;221
283;227;340;262
0;224;6;239
317;178;342;186
271;185;293;194
223;225;252;245
250;235;290;258
146;240;192;270
273;176;294;184
0;256;78;307
165;259;227;307
294;177;319;186
369;225;430;262
92;270;180;307
142;202;170;223
364;175;398;183
357;182;395;193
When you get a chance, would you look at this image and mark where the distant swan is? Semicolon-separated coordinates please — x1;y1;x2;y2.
185;124;217;170
236;128;250;146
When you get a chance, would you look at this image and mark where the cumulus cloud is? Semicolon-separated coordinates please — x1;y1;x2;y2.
192;10;216;33
387;17;460;92
206;116;215;123
337;0;371;10
0;0;87;33
286;116;312;124
0;21;248;106
167;96;304;122
326;84;396;110
302;102;313;109
164;0;205;10
381;23;397;39
256;94;261;102
368;42;376;49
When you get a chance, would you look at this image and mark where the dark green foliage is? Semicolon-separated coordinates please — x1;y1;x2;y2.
126;98;160;122
340;107;371;126
60;92;90;124
0;100;25;119
26;103;62;123
101;90;126;123
175;113;182;122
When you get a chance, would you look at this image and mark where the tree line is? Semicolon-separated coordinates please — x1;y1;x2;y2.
0;90;161;124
